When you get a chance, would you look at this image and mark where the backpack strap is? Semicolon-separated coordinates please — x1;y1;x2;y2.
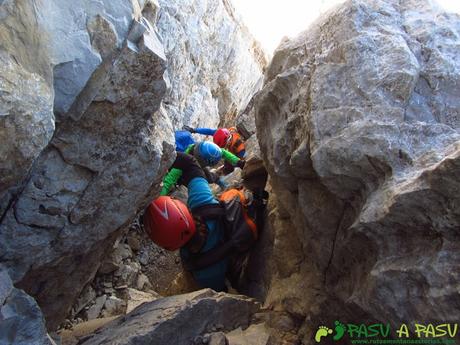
183;203;231;271
192;203;225;219
184;194;257;272
182;240;235;271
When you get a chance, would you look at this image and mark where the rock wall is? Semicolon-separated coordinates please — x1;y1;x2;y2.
0;266;53;345
255;0;460;340
79;289;261;345
0;0;151;215
0;0;55;215
157;0;266;128
0;0;265;333
37;0;140;117
0;5;174;329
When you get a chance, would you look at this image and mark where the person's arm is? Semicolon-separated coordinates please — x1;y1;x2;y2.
221;149;240;166
184;144;194;154
194;128;217;136
160;168;183;196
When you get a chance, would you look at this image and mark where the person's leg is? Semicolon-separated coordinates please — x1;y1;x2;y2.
226;253;250;291
248;188;268;231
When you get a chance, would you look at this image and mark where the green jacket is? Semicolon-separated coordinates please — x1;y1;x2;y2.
160;144;239;196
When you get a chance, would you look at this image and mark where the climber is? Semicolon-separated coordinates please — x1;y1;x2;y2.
183;125;246;158
160;140;245;196
144;152;267;292
183;125;246;174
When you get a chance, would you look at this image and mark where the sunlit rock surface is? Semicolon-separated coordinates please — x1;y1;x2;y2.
0;0;267;333
0;4;174;329
255;0;460;340
79;289;260;345
157;0;266;128
0;266;52;345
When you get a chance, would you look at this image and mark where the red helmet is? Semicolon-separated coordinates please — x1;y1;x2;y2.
213;128;231;148
143;196;196;251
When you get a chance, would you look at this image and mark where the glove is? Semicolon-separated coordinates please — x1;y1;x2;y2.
182;125;196;133
236;159;246;169
172;152;206;186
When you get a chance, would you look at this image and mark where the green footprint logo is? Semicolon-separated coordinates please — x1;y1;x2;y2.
333;321;347;341
315;326;333;343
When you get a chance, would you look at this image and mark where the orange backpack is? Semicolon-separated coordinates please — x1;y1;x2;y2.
219;188;257;240
227;127;245;157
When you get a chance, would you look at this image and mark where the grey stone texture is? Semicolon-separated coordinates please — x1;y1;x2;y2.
156;0;266;129
0;6;174;329
255;0;460;340
0;0;267;332
80;289;260;345
0;267;52;345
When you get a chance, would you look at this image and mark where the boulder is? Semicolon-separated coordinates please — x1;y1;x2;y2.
0;267;52;345
0;8;174;329
102;296;126;317
1;0;268;333
255;0;460;337
114;263;140;287
135;273;152;291
208;332;229;345
36;0;143;116
126;288;160;313
0;54;54;211
225;323;270;345
241;135;267;191
80;289;260;345
86;295;108;320
73;285;96;316
235;93;259;139
127;236;141;252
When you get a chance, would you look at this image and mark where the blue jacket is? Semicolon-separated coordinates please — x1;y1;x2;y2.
175;130;195;152
176;129;216;153
180;177;228;291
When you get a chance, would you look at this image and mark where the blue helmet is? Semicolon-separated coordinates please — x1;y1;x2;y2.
194;141;222;166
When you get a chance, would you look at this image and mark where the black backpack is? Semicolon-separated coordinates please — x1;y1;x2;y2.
182;189;259;271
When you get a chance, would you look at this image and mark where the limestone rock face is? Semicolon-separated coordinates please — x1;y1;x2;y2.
0;10;174;329
0;53;54;215
0;0;150;215
80;289;260;345
0;0;267;332
35;0;143;117
0;267;52;345
156;0;266;128
255;0;460;335
0;2;55;216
